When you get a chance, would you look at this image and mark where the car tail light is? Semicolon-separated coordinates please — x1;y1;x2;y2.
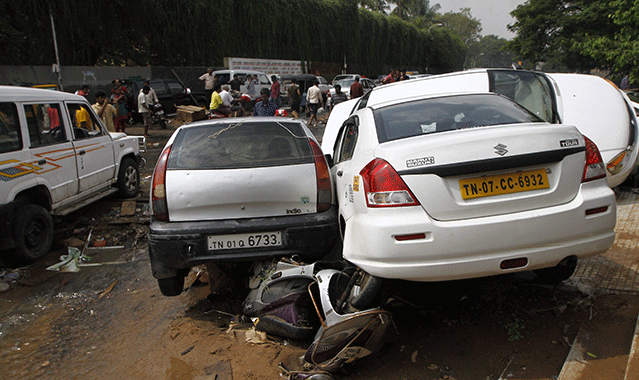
309;139;332;212
359;158;419;207
606;149;631;175
582;136;607;183
151;145;171;221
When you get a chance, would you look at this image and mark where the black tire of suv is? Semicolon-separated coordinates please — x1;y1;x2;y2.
13;204;54;264
158;276;185;296
117;158;140;198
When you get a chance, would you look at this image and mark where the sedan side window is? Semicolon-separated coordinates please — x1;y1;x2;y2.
24;103;67;147
491;71;556;123
258;75;270;85
66;103;104;140
0;102;22;153
335;123;358;164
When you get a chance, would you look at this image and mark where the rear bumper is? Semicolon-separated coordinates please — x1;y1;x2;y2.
148;206;338;279
343;182;617;281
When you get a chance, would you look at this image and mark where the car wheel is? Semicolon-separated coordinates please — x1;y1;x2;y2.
349;271;383;310
533;257;577;284
13;204;54;264
158;275;185;296
117;158;139;198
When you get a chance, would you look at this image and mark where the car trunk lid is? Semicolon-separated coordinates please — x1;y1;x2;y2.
378;123;586;221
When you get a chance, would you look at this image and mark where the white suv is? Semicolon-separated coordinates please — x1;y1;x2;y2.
0;86;144;264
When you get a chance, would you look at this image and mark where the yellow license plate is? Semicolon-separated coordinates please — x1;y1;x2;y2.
459;168;549;200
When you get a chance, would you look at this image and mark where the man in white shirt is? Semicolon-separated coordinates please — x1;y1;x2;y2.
138;86;153;137
307;80;323;127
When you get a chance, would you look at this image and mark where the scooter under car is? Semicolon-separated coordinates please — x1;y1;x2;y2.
242;258;391;376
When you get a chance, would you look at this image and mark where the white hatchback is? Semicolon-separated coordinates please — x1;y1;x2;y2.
327;92;616;283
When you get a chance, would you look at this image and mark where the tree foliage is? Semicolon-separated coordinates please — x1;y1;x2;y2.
467;35;515;69
0;0;465;74
577;0;639;80
438;8;482;43
505;0;616;72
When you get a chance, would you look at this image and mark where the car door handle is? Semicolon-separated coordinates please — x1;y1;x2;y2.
79;150;86;155
37;159;46;165
337;170;343;177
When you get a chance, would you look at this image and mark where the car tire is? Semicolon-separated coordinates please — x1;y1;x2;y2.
158;275;185;296
117;158;139;198
13;204;54;264
349;271;383;310
533;257;577;284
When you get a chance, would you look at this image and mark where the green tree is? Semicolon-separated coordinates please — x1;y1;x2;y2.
438;8;481;43
467;35;515;69
359;0;390;13
505;0;615;72
390;0;440;21
578;0;639;80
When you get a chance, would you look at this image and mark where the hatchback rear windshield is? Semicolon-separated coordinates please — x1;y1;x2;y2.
373;93;543;143
168;121;313;170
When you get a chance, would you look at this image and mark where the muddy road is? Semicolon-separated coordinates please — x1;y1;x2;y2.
1;119;638;380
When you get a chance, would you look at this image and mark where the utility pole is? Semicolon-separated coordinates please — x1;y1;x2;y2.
50;7;63;90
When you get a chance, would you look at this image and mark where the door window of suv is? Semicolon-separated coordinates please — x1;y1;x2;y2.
0;102;22;153
24;103;67;147
489;70;558;123
66;103;104;140
257;75;270;85
334;120;359;164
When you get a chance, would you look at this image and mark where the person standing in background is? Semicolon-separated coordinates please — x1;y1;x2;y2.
350;77;364;99
199;68;217;107
111;79;129;132
270;75;281;107
287;79;301;119
92;90;118;132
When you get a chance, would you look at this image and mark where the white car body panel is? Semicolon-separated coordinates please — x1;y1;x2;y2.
322;98;359;155
547;73;638;187
165;164;318;222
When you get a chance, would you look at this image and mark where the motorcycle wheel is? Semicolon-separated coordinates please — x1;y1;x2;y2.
160;119;167;129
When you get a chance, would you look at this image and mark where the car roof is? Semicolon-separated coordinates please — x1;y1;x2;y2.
213;69;269;75
0;85;86;102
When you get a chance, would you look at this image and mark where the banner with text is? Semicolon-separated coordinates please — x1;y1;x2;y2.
224;57;304;75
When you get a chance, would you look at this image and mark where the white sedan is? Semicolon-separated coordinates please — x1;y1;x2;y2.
328;92;616;283
323;69;638;188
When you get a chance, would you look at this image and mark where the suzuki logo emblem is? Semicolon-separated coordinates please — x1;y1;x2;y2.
494;144;508;156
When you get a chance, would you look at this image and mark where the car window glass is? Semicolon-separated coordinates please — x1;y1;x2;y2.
218;74;230;84
336;123;358;163
373;94;543;143
66;103;104;140
491;71;555;123
169;121;314;170
168;81;184;95
24;103;67;147
258;75;270;85
357;91;371;110
318;77;329;85
149;80;168;96
0;102;22;153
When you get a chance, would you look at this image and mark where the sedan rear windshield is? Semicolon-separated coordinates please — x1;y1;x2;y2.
168;121;313;170
374;94;543;143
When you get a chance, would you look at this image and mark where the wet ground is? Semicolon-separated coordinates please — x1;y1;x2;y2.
1;116;638;380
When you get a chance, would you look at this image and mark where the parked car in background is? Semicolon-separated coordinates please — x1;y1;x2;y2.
327;91;616;285
280;74;331;106
148;117;338;296
0;87;143;264
323;69;638;188
327;77;376;107
122;78;208;120
332;74;361;85
213;69;272;100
